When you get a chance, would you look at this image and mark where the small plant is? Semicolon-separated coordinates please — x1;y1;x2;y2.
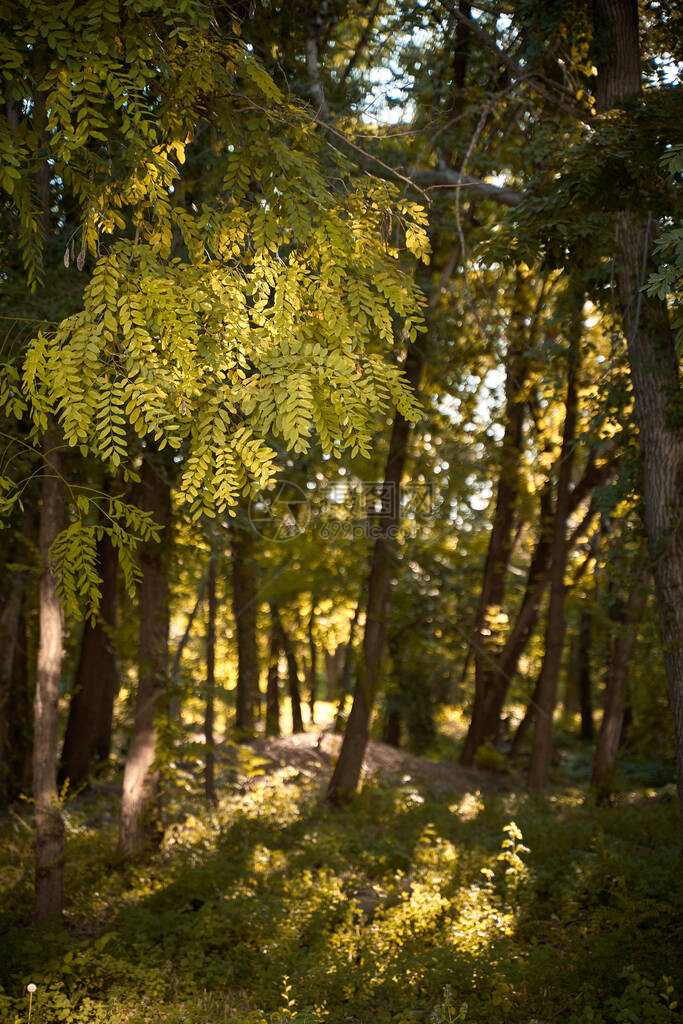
494;820;530;905
430;985;468;1024
26;983;36;1024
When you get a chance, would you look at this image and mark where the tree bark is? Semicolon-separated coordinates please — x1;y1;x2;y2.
592;573;648;798
59;533;118;789
34;418;65;922
308;598;317;724
327;344;423;803
578;609;594;740
272;605;304;733
334;601;360;732
266;609;281;737
529;296;581;791
118;455;170;858
0;580;25;808
510;674;541;762
204;548;217;803
167;572;206;725
593;0;683;832
231;524;258;734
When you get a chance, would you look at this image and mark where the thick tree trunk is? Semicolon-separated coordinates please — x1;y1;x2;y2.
592;576;648;798
266;611;281;737
34;419;65;922
593;0;683;832
461;305;531;764
529;300;581;791
231;524;258;734
118;456;170;858
272;605;304;733
327;344;422;803
59;534;118;789
308;598;317;724
578;609;594;740
204;549;217;803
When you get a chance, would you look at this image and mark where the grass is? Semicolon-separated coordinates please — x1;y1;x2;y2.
0;732;681;1024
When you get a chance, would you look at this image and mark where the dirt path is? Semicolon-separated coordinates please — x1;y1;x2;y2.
246;731;512;796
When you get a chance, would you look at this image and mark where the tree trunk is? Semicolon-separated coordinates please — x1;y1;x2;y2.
0;581;24;808
529;296;581;792
592;574;648;799
231;524;258;734
168;572;206;726
327;344;422;803
382;706;401;747
59;533;118;789
593;0;683;833
3;608;31;805
204;548;217;803
118;455;170;858
266;610;281;737
272;605;304;733
578;609;594;740
510;674;541;762
334;602;360;732
34;419;65;922
460;298;531;764
308;598;317;724
469;471;603;759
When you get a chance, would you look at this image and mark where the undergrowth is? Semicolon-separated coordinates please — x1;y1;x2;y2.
0;750;681;1024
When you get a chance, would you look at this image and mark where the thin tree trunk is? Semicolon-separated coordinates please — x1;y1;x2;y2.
308;598;317;724
529;295;581;791
231;524;258;734
168;571;206;725
382;706;401;747
510;675;541;762
461;294;532;764
266;610;281;737
593;0;683;832
0;581;24;808
334;601;360;732
578;609;594;740
468;475;604;759
34;418;65;922
204;548;217;803
272;605;304;733
592;574;648;798
9;609;31;800
118;455;170;858
59;533;118;788
327;343;423;803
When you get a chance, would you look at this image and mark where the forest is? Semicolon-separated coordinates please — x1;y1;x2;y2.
0;0;682;1021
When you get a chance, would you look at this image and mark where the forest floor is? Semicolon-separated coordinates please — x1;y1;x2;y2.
245;731;513;797
1;718;681;1024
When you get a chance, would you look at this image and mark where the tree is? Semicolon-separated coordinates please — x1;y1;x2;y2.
33;419;65;921
591;0;683;831
118;454;170;858
60;532;118;789
529;287;582;791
